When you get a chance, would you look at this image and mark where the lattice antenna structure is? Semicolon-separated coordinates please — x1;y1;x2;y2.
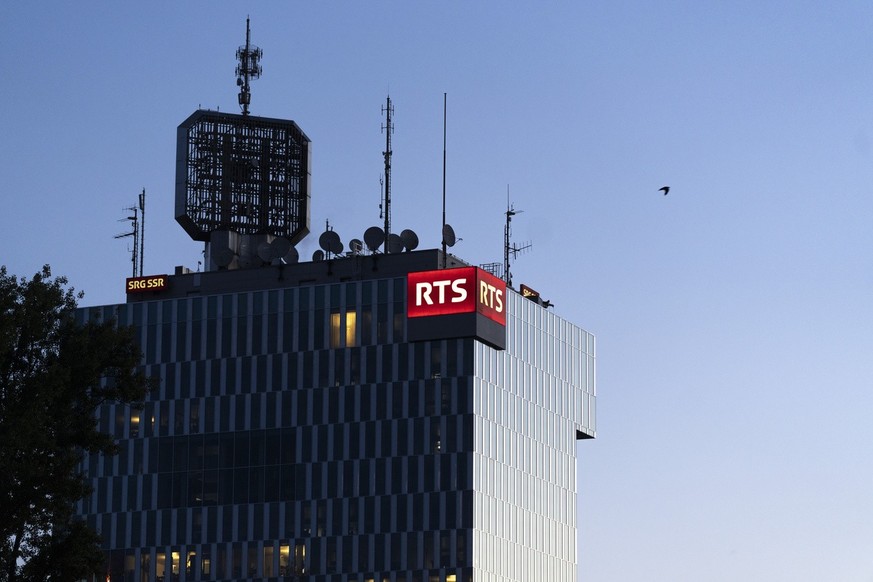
381;96;394;252
379;175;384;219
138;188;145;276
115;206;139;278
504;193;532;289
175;110;311;244
236;17;262;116
441;93;448;268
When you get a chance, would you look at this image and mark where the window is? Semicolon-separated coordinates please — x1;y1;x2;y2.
294;543;306;575
130;410;140;438
186;551;196;577
263;545;275;576
170;551;181;581
140;553;150;582
330;310;358;348
201;547;212;577
279;544;290;575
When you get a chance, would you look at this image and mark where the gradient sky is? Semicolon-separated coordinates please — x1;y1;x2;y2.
2;3;873;581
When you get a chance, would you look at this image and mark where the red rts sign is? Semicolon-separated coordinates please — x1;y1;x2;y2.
407;267;506;325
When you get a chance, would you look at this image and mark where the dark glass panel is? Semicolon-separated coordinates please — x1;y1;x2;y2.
250;429;266;466
171;471;187;508
280;464;294;500
234;468;249;504
249;466;265;503
188;470;204;505
264;466;280;502
189;434;204;470
203;470;219;505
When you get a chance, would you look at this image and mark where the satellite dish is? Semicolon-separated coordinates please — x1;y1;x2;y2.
281;246;299;264
442;224;457;247
329;235;343;255
270;237;291;260
213;247;235;268
257;241;273;263
400;229;419;252
387;233;404;254
319;230;343;256
349;239;363;254
312;250;325;262
363;226;385;251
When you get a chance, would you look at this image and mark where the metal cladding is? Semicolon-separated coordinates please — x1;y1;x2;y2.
175;110;311;243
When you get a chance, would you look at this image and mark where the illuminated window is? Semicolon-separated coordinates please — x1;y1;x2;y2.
155;552;165;580
345;311;357;346
330;311;358;348
171;551;180;576
140;554;150;582
263;546;275;576
279;544;290;576
186;551;196;576
330;312;342;348
129;411;140;438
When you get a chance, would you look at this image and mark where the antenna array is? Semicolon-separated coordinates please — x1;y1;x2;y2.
115;189;146;278
236;17;262;116
381;96;394;251
503;194;531;289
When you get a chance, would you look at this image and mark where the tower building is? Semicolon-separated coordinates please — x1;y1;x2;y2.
75;22;596;582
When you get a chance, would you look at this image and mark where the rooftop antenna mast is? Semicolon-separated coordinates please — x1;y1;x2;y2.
236;17;262;116
115;205;139;278
504;186;531;289
441;93;448;268
138;188;145;276
382;96;394;252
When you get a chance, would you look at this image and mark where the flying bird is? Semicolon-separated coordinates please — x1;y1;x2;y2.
659;186;670;195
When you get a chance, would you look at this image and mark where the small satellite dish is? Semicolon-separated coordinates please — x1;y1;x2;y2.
319;230;343;256
329;235;343;256
400;229;419;252
364;226;385;251
213;247;235;268
319;231;334;252
270;237;292;260
387;233;404;254
442;223;457;247
257;241;273;263
281;246;299;264
312;250;325;262
349;239;363;254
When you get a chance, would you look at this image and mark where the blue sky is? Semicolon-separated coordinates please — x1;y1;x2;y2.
2;2;873;580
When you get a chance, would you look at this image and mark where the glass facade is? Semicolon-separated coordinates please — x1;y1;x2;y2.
76;267;595;582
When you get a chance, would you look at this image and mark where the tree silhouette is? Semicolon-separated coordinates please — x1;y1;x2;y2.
0;265;152;581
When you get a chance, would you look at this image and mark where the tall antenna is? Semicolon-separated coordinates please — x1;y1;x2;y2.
441;93;448;268
381;96;394;251
115;206;139;278
236;17;262;116
504;187;531;289
138;188;145;276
